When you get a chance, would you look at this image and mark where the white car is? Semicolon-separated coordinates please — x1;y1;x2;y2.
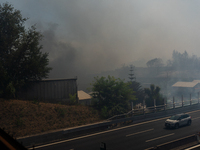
165;113;192;129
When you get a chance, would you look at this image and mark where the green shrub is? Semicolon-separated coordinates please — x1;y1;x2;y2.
101;106;108;118
5;81;16;99
54;107;66;118
108;104;126;117
15;118;24;127
69;93;78;105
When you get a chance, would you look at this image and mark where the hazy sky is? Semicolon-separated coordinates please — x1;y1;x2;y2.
2;0;200;78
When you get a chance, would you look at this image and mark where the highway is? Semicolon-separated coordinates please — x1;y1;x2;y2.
31;109;200;150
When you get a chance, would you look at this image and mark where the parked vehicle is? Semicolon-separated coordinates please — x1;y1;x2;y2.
165;113;192;129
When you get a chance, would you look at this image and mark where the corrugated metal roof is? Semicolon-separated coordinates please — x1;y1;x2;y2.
78;90;91;100
41;78;77;81
172;82;198;88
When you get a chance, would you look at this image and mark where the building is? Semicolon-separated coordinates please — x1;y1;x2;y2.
172;80;200;97
78;90;91;105
17;78;77;103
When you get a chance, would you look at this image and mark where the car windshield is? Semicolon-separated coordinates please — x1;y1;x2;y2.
169;115;180;120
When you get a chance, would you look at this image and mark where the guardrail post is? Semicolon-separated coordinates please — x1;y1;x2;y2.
190;94;192;105
182;95;183;107
143;99;145;115
131;102;133;110
197;132;200;143
100;142;106;150
173;97;175;108
164;98;166;111
154;99;156;113
198;92;199;104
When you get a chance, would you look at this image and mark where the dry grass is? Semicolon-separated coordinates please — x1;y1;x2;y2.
0;99;102;138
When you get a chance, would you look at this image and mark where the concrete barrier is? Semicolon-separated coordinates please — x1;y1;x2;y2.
148;134;198;150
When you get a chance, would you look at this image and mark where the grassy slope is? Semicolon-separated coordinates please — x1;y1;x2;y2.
0;99;102;138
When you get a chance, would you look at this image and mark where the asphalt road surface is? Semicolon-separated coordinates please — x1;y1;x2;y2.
30;109;200;150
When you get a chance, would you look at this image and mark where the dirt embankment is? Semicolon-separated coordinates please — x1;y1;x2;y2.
0;99;102;138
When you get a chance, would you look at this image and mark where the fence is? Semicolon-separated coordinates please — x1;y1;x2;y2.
107;92;200;120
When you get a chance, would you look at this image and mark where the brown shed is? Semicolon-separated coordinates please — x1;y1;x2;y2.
17;78;77;103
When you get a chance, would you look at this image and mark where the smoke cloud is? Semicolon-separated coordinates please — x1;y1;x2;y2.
2;0;200;78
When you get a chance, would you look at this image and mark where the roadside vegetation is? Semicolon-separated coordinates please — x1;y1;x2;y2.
90;75;136;118
89;75;164;119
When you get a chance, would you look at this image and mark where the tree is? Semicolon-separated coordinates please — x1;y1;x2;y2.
171;50;200;71
129;81;144;105
146;58;163;68
171;50;188;70
146;58;164;76
90;76;136;118
0;3;51;98
128;65;144;105
144;84;164;107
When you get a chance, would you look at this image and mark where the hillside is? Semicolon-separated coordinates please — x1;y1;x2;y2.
0;99;102;138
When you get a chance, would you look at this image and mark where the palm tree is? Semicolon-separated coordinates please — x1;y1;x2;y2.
144;84;164;107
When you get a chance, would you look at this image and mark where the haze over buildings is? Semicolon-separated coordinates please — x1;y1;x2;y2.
2;0;200;78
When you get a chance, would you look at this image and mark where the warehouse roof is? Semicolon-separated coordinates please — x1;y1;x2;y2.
172;82;199;88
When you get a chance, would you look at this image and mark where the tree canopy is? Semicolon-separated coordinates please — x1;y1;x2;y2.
0;3;51;98
90;76;136;118
169;50;200;71
146;58;163;68
146;58;164;76
144;84;164;107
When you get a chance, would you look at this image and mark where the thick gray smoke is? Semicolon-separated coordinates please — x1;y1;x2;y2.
40;24;78;78
2;0;200;79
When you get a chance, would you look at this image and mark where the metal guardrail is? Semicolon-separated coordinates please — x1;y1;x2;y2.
107;94;200;121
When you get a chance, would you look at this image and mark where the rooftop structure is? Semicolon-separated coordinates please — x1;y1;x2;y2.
172;82;198;88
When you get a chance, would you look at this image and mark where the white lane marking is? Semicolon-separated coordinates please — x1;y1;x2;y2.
126;128;154;137
157;134;196;147
146;133;174;142
30;118;170;149
188;109;200;114
185;144;200;150
144;147;155;150
144;134;197;150
29;109;200;149
192;116;200;120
